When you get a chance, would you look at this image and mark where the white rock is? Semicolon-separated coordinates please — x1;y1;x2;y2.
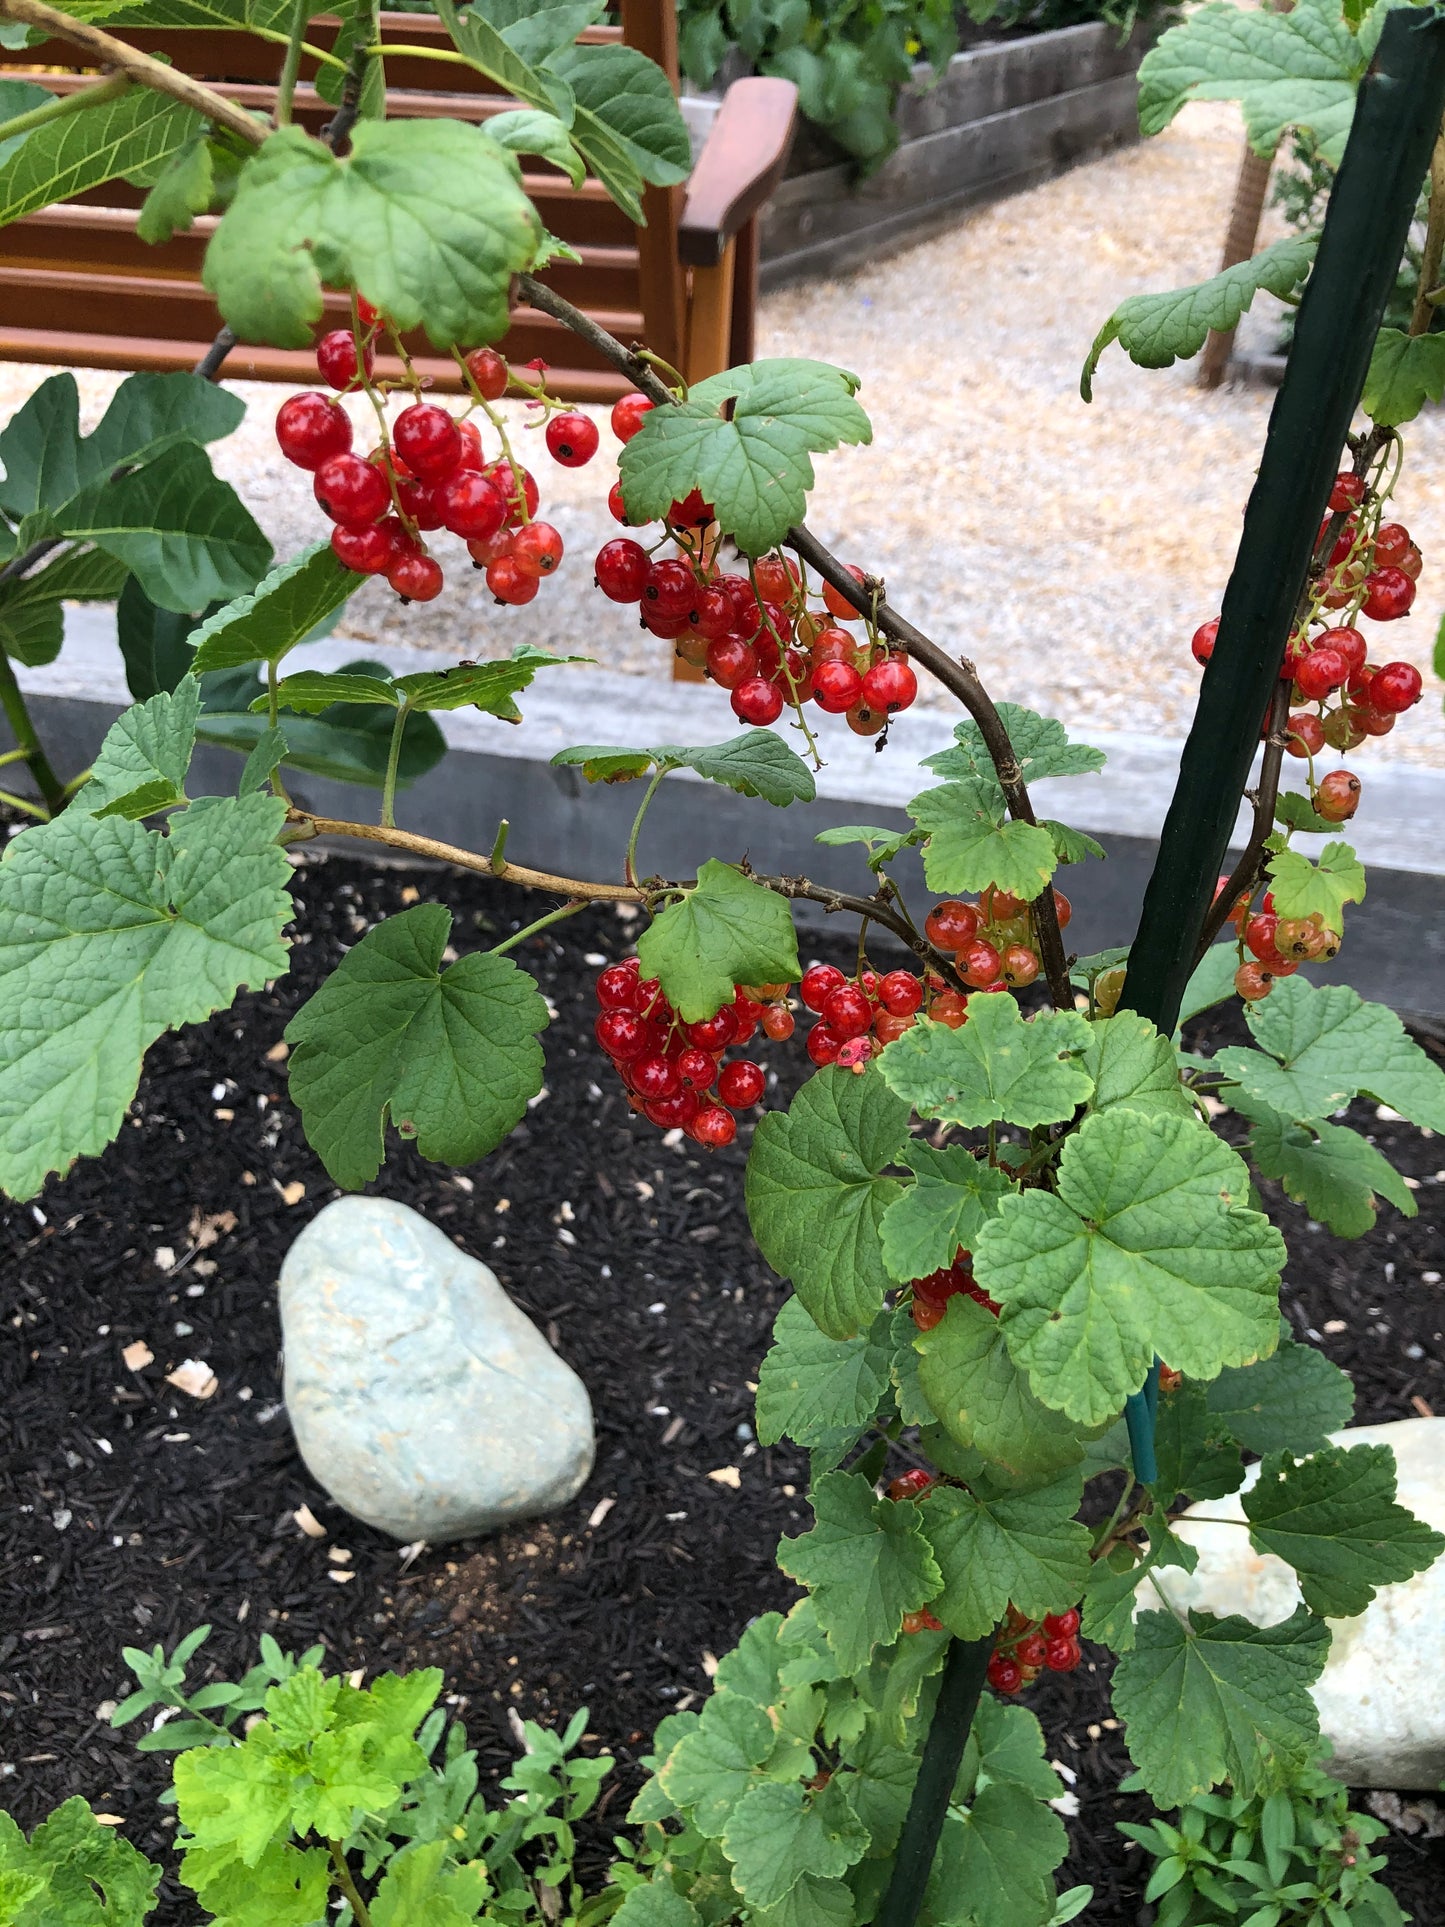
279;1197;595;1543
1136;1418;1445;1788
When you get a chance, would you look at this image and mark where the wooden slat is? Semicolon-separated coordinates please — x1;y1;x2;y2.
619;0;685;376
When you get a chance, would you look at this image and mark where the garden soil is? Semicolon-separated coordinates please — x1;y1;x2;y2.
3;848;1443;1924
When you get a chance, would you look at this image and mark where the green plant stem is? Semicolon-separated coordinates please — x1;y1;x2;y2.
0;785;48;819
250;23;349;72
328;1842;375;1927
380;701;411;830
275;0;310;125
0;70;132;146
873;1636;994;1927
1410;126;1445;334
491;898;588;957
624;767;667;886
363;39;470;64
0;644;63;816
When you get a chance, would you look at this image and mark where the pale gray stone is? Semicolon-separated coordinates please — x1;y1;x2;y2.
1134;1418;1445;1788
280;1197;594;1543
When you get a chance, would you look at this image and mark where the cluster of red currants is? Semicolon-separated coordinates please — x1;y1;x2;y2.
985;1606;1083;1692
920;887;1071;1000
1216;882;1343;1003
906;1248;999;1332
593;957;792;1147
594;395;917;737
1190;470;1425;752
274;313;596;605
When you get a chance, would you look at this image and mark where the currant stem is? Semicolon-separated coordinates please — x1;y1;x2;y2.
0;70;132;146
0;644;63;817
624;767;667;887
490;898;587;957
327;1842;375;1927
274;0;311;126
1410;123;1445;336
380;700;412;830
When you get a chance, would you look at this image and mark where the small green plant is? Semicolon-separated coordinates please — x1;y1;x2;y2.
1119;1743;1405;1927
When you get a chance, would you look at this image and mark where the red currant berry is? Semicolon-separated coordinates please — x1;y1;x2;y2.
1014;1632;1048;1669
314;453;390;528
807;659;860;714
761;1003;795;1041
487;555;540;605
690;585;735;641
1315;625;1366;676
668;488;715;527
464;346;508;400
1002;944;1040;987
396;475;443;531
1362;566;1416;621
1314;768;1361;821
1191;617;1219;665
806;1022;842;1066
1369;660;1423;711
706;636;757;688
632;1056;680;1101
316;328;372;391
901;1608;944;1634
823;563;868;621
987;1653;1023;1695
801;964;845;1012
961;939;1002;989
611;392;653;443
1285;711;1325;757
676;1047;719;1090
644;560;698;620
1293;646;1348;702
685;1010;736;1052
754;554;801;604
545;411;600;467
387;551;444;602
878;971;924;1016
456;419;485;470
642;607;691;641
593;538;650;605
1328;472;1366;514
862;655;917;713
1042;1608;1080;1638
276;392;353;470
846;701;887;737
646;1087;699;1130
512;521;564;578
887;1469;934;1503
718;1059;766;1109
354;295;381;330
435;470;507;541
1044;1636;1081;1673
1373;521;1412;567
595;1011;647;1060
484;461;540;526
596;961;641;1009
1244;912;1283;966
467;529;514;570
330;522;393;574
690;1104;737;1148
911;1295;945;1331
1235;961;1275;1002
607;481;632;525
732;677;783;726
1399;542;1424;581
394;403;462;481
923;900;980;951
821;983;872;1040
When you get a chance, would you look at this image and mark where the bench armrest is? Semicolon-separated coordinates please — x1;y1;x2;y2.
678;75;798;269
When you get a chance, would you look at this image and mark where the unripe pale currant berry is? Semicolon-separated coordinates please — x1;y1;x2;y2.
1314;768;1361;821
1369;660;1423;712
276;392;352;469
1235;961;1275;1001
611;391;653;443
393;403;463;481
1002;945;1040;987
545;411;600;467
761;1003;794;1041
387;551;443;602
464;346;508;399
962;939;1002;988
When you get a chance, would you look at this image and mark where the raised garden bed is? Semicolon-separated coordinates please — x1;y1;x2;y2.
753;23;1155;287
3;841;1443;1925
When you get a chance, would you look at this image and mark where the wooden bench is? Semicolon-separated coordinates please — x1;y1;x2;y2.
0;5;798;398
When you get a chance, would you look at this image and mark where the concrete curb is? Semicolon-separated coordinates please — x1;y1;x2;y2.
15;610;1445;1020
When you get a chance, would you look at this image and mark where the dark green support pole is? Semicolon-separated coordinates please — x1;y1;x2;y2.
873;1637;993;1927
1115;10;1445;1490
1123;9;1445;1040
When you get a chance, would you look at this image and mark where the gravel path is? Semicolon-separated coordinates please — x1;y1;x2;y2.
3;100;1442;767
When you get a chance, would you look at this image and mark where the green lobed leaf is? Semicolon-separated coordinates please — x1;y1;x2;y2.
1364;327;1445;426
1136;0;1368;161
1275;789;1339;837
875;1000;1092;1131
878;1142;1015;1284
813;823;918;869
713;1612;787;1710
1241;1443;1444;1618
755;1296;891;1450
1151;1382;1245;1504
77;681;199;819
264;670;399;714
722;1779;868;1909
485;107;586;187
203;120;542;350
284;904;548;1188
914;1296;1085;1481
197;657;446;791
1216;977;1445;1130
1080;1012;1194;1120
924;1781;1067;1927
659;1691;776;1837
1081;234;1318;401
189;541;361;673
618;359;872;558
1179;942;1241;1027
552;729;816;806
117;576;214;701
0;1796;162;1926
638;860;799;1023
1081;1542;1172;1656
437;0;582;121
0;545;128;668
906;779;1059;901
0;87;202;228
1042;820;1104;866
976;1109;1284;1426
612;1884;703;1927
0;795;291;1201
549;38;691;221
135;131;218;246
1231;1086;1415;1238
746;1067;911;1340
921;1472;1092;1640
394;645;586;718
61;443;271;614
923;705;1106;787
1112;1607;1331;1807
180;1837;329;1927
956;1695;1064;1807
1264;840;1364;925
1206;1339;1354;1457
370;1839;488;1927
777;1471;942;1676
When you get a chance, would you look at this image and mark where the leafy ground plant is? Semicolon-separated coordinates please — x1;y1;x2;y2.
1;3;1445;1926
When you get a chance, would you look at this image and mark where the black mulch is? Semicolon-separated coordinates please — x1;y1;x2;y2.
2;847;1443;1924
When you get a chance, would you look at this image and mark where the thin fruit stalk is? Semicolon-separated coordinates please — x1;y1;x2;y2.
872;1636;994;1927
1123;11;1445;1038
